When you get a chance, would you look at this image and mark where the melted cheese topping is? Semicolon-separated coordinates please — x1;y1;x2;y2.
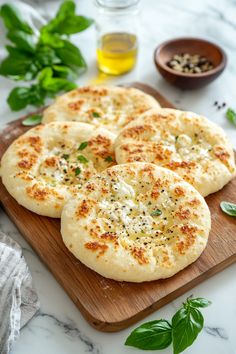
1;122;116;217
61;163;211;282
42;86;160;133
115;108;236;197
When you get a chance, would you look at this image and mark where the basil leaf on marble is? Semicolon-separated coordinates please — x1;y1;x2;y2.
187;297;212;308
7;30;36;53
226;108;236;126
125;297;211;353
7;85;45;111
0;1;93;112
22;114;42;126
125;320;172;350
220;201;236;217
172;306;203;354
0;4;33;34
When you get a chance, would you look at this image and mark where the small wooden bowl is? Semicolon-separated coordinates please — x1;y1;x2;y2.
154;37;227;89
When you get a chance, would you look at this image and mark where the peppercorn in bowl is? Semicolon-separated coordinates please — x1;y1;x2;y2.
154;37;227;89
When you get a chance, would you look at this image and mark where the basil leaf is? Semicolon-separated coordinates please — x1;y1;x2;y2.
172;306;203;354
56;0;76;18
41;0;93;35
187;297;212;308
150;209;162;217
77;155;88;163
220;201;236;217
53;15;94;35
78;141;88;150
7;85;45;111
35;46;61;67
0;54;37;80
22;114;42;126
226;108;236;126
38;67;77;93
125;320;172;350
39;32;65;48
55;40;87;73
53;65;77;80
42;0;76;34
0;4;33;34
7;30;36;53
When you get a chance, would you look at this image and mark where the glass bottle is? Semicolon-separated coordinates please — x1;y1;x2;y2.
95;0;140;75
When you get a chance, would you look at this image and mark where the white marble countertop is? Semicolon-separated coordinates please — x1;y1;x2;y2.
0;0;236;353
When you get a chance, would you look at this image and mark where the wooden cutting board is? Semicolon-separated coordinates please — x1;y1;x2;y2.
0;82;236;332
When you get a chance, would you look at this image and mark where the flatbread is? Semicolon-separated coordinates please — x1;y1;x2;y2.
42;86;160;133
115;108;236;197
0;122;116;217
61;163;211;282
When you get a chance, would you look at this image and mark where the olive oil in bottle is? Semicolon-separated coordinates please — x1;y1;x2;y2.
97;32;138;75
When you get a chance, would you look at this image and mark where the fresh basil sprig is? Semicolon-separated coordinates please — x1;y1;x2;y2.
125;297;211;354
0;1;93;112
226;108;236;126
220;201;236;217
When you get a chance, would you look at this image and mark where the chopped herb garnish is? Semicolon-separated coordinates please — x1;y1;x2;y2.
175;136;179;141
150;209;162;217
105;156;113;162
62;154;69;160
77;155;88;163
63;168;67;173
75;167;81;176
78;141;88;150
92;111;100;118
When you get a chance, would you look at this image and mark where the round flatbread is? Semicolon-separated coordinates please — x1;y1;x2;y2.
42;85;160;133
115;108;236;197
1;122;116;218
61;163;211;282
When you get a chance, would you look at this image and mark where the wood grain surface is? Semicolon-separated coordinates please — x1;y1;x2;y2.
0;82;235;332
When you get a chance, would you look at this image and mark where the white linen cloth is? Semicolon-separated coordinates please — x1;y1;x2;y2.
0;231;40;354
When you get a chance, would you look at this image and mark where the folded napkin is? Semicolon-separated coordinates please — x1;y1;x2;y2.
0;231;40;354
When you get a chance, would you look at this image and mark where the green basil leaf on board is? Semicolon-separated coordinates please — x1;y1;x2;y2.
125;320;172;350
22;114;42;126
7;30;36;53
0;4;33;34
220;201;236;216
226;108;236;126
